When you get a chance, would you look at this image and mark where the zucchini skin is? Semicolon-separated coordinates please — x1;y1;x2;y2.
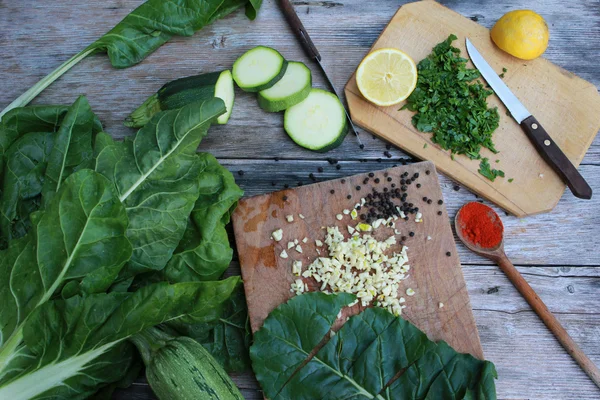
132;328;244;400
124;71;225;128
257;61;312;112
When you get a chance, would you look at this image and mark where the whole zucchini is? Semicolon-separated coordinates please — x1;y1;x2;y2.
125;70;235;128
131;327;244;400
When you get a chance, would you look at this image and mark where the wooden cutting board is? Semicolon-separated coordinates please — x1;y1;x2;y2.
233;161;484;359
344;1;600;217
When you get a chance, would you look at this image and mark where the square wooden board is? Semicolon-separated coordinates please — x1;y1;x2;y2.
233;161;484;359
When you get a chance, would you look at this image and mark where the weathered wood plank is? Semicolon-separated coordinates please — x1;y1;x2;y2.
218;159;600;266
115;263;600;400
1;0;599;164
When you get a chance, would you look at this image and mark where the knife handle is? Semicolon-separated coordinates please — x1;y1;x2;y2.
278;0;321;61
520;116;592;199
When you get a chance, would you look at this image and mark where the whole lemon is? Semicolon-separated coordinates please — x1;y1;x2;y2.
491;10;549;60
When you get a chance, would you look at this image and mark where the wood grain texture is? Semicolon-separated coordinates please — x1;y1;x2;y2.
233;161;484;358
1;0;599;399
344;1;600;217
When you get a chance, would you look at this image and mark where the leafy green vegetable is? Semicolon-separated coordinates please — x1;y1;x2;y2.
0;278;241;400
0;169;132;375
95;99;226;277
0;99;102;248
478;158;505;182
161;153;243;283
41;95;101;206
0;0;263;118
402;34;500;161
251;292;497;399
168;283;251;372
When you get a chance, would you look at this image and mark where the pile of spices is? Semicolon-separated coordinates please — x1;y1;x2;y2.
457;202;503;248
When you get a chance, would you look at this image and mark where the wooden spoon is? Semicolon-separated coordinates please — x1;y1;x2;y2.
455;202;600;389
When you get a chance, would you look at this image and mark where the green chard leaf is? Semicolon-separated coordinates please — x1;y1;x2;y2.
161;152;243;283
402;34;500;161
0;169;132;376
0;278;241;400
0;99;102;248
41;95;102;206
1;0;263;117
95;99;226;277
167;282;252;372
251;292;497;400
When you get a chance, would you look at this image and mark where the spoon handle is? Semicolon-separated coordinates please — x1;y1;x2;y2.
497;255;600;388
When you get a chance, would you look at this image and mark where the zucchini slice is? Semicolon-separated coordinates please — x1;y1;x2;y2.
125;70;234;128
284;89;348;152
232;46;288;92
257;61;312;112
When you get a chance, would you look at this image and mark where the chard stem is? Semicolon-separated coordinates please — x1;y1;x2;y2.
0;327;24;375
0;47;96;119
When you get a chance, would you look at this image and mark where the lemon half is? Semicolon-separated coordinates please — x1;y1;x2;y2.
356;48;417;107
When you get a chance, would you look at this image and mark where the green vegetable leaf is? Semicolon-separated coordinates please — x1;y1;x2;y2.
0;279;240;400
251;292;497;400
0;105;69;176
478;158;505;182
162;153;243;283
96;99;226;276
0;169;132;375
403;35;500;160
0;132;54;245
168;282;252;372
1;0;262;117
41;95;102;206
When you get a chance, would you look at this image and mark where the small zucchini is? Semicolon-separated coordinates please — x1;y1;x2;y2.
125;70;234;128
232;46;288;92
131;327;244;400
258;61;312;112
284;88;348;152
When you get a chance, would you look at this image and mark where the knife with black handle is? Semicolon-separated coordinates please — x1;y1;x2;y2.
278;0;363;146
466;38;592;199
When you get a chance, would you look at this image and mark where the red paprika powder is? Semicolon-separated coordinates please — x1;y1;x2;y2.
457;202;503;248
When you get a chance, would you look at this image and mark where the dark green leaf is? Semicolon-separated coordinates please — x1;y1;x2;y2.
0;279;240;399
251;292;497;400
161;153;243;283
95;99;226;277
41;95;101;206
0;169;132;376
88;0;259;69
168;282;251;372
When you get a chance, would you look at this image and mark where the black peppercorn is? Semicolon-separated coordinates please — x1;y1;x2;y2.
359;144;365;149
368;172;374;177
330;189;335;194
341;179;346;184
425;170;431;175
336;165;341;170
374;178;380;183
427;199;433;204
282;195;288;201
446;252;452;257
453;185;460;191
437;211;442;215
356;186;361;190
347;195;352;199
438;200;443;205
416;183;421;188
409;232;415;237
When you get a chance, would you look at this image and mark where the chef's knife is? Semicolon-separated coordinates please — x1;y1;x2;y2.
278;0;363;146
465;38;592;199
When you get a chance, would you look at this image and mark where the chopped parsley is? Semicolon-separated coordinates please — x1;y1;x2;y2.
478;158;505;181
508;178;514;183
402;34;500;169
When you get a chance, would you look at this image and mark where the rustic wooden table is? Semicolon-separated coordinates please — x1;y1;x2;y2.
2;1;599;399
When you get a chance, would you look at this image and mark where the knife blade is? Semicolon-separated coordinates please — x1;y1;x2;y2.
465;38;592;200
278;0;363;147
